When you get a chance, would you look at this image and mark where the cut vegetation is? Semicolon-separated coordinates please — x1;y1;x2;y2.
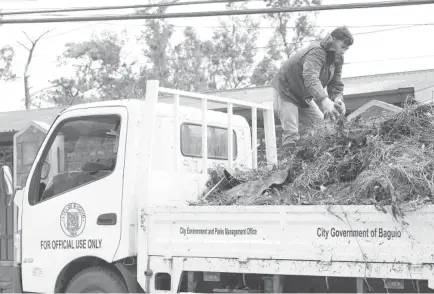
193;102;434;217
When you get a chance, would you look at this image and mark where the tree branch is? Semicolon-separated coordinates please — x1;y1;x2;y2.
21;30;52;109
34;30;52;43
23;31;33;44
17;41;30;51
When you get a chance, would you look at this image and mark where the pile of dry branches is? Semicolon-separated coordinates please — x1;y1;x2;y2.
192;103;434;212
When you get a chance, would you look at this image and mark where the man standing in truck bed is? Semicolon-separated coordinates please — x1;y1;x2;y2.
272;26;354;156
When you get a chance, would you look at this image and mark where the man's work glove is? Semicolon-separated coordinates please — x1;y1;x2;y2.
333;95;346;116
321;97;340;121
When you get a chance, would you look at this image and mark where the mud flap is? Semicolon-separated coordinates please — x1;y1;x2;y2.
0;265;22;293
12;266;23;293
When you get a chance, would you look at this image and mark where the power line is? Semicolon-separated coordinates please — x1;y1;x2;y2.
108;25;434;65
0;0;259;16
9;21;432;45
1;0;434;25
44;22;106;39
30;50;434;66
349;24;420;35
345;54;434;65
136;52;434;66
104;22;434;29
14;24;412;60
5;20;426;52
72;21;434;35
415;84;434;93
21;24;434;64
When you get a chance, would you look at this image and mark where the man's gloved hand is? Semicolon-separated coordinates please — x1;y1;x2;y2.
321;97;340;121
334;95;346;116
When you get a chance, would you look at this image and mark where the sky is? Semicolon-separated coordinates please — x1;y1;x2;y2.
1;0;434;112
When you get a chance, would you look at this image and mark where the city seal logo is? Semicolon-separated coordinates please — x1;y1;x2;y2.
60;203;86;237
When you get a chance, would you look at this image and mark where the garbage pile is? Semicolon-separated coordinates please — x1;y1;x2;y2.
191;103;434;212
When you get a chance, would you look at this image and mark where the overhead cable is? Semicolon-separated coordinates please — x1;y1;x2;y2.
0;0;260;16
1;0;434;25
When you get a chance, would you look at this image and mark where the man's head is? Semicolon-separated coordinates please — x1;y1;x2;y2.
330;26;354;56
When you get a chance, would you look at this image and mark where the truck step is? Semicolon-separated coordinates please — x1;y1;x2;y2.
212;288;261;293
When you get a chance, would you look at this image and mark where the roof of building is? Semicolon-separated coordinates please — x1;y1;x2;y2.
0;100;147;133
0;99;243;134
0;107;61;133
343;68;434;95
207;68;434;104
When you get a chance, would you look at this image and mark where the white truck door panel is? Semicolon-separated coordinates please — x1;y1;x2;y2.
20;107;127;293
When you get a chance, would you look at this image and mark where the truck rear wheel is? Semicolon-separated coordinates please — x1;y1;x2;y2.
65;266;128;293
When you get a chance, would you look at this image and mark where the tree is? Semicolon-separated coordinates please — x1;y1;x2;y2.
250;36;281;87
135;0;261;91
208;14;260;90
44;31;143;106
250;0;322;86
0;46;15;81
0;11;16;82
136;0;180;88
139;18;175;87
171;27;213;92
266;0;321;59
17;30;52;109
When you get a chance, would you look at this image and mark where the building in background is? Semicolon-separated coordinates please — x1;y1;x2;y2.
1;69;433;170
0;69;433;171
0;107;59;261
0;107;60;179
207;68;434;152
209;68;434;119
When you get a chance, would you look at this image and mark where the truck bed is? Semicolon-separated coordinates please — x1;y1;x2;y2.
146;205;434;265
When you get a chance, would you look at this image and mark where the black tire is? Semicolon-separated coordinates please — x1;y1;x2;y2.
65;266;128;293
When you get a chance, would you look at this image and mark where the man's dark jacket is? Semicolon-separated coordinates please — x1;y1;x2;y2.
272;34;345;108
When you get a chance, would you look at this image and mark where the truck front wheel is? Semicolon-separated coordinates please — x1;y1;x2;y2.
65;266;128;293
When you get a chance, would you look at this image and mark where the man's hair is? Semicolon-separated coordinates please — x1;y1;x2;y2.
331;26;354;46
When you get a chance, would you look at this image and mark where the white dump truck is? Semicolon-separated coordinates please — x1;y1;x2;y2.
0;80;433;293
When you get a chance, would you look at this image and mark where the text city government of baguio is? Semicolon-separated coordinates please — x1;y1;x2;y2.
317;227;402;240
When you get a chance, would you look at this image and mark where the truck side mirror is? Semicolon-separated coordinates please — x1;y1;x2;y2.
0;165;14;206
41;161;50;180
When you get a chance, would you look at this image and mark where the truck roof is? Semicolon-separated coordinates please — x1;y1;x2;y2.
61;99;143;112
62;98;250;127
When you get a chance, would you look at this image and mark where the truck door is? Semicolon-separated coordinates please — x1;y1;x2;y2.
20;107;127;293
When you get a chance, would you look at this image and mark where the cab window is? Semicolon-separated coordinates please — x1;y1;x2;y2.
29;115;121;205
180;123;237;160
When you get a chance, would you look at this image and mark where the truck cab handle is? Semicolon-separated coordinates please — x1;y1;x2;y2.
97;213;117;226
